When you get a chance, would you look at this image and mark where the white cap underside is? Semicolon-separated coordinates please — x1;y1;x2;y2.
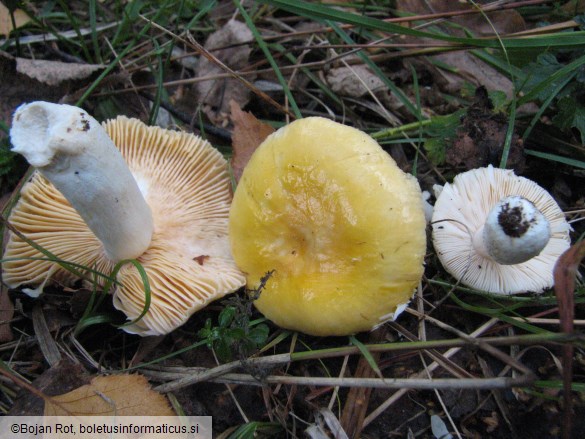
431;165;571;294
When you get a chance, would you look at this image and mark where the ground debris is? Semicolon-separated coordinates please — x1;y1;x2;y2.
446;86;525;172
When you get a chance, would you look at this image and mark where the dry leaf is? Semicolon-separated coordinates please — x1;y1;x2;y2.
0;2;30;36
429;51;515;98
553;240;585;439
16;58;104;86
397;0;525;98
0;51;104;124
45;374;174;416
195;19;254;125
229;100;274;182
397;0;526;35
554;240;585;334
326;65;385;98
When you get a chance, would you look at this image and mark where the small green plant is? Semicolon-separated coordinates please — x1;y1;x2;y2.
518;47;585;143
198;304;270;363
197;273;273;364
198;271;273;362
422;110;464;165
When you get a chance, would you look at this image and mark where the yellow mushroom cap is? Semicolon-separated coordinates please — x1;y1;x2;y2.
228;117;427;336
3;116;245;335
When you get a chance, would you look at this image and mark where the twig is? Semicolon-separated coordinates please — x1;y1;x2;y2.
152;371;534;391
363;318;499;427
291;332;583;362
153;353;291;393
406;308;535;377
391;321;474;379
148;329;582;394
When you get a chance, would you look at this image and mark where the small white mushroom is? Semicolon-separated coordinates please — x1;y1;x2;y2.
431;165;571;294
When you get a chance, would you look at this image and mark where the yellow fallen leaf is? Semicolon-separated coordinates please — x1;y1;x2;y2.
0;2;31;36
44;374;174;416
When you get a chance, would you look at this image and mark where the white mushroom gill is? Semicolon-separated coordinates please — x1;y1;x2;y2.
10;101;154;261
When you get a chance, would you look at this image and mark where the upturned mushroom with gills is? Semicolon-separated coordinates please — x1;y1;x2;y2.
229;117;427;336
2;101;245;335
431;165;571;294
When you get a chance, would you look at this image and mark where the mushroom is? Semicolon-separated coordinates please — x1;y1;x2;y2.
228;117;427;336
431;165;571;294
2;101;245;335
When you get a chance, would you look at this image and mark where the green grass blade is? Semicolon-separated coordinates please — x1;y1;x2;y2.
74;314;118;334
104;259;151;329
524;149;585;169
0;257;118;287
272;43;343;107
184;0;217;30
127;339;208;370
258;0;585;49
328;20;419;118
350;335;382;378
55;0;92;61
234;0;302;118
148;39;165;126
410;64;422;175
88;0;102;63
449;293;551;334
1;216;94;281
76;4;170;106
522;73;576;141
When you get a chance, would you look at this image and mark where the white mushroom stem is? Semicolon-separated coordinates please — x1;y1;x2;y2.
10;101;153;261
471;195;551;265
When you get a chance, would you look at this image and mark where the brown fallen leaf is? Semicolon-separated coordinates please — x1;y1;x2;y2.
195;19;254;126
0;51;104;125
553;240;585;439
554;240;585;335
0;1;30;36
15;58;104;87
397;0;525;98
397;0;526;35
229;100;275;183
45;374;174;416
326;64;386;98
